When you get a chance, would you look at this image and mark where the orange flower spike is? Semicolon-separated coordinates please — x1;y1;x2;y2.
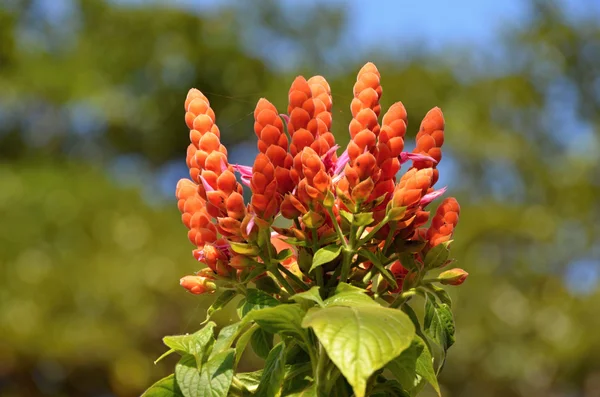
426;197;460;248
254;98;294;194
307;76;336;157
250;153;280;220
288;76;316;156
413;107;445;185
350;62;382;138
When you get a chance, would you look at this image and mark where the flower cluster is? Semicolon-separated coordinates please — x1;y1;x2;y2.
175;62;467;299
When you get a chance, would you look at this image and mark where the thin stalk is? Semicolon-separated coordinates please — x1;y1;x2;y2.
262;229;295;295
277;263;310;291
389;289;417;308
326;207;349;248
357;216;390;245
339;247;353;284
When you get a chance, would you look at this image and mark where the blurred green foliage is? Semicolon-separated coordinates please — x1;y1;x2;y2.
1;1;600;396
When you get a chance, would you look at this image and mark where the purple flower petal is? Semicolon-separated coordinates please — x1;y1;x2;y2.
246;215;255;235
334;149;349;175
279;114;290;124
399;152;438;165
199;175;215;192
322;144;339;173
420;186;447;207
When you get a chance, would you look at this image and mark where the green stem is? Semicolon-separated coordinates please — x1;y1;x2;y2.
339;247;353;284
383;223;397;253
389;289;417;308
326;207;349;248
261;229;295;295
277;263;310;291
357;216;390;245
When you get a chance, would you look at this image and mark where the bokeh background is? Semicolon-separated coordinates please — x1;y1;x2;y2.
1;0;600;396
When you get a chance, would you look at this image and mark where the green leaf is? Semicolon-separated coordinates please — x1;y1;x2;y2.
387;336;440;396
154;348;176;364
212;322;244;356
276;248;294;262
254;275;282;295
323;283;379;308
236;370;263;393
353;212;374;227
247;304;307;339
175;355;202;397
302;306;415;397
285;383;317;397
423;241;451;269
310;244;342;272
255;342;287;397
291;286;325;307
229;241;260;256
424;295;455;351
235;325;258;366
281;363;313;395
302;210;325;228
370;380;410;397
238;289;280;318
198;349;235;397
251;328;274;359
203;290;237;324
426;284;452;307
163;322;216;360
141;374;184;397
339;209;354;225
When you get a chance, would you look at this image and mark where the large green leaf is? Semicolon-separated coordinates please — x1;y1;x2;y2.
212;322;244;357
387;336;440;396
310;244;342;272
198;349;236;397
175;355;202;397
302;306;415;397
247;304;307;339
163;322;216;365
255;342;287;397
235;325;258;366
238;289;280;318
251;328;274;359
141;374;184;397
323;283;379;308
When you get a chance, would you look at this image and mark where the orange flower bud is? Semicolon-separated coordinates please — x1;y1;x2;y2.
438;268;468;285
229;254;254;270
427;197;460;248
180;275;217;294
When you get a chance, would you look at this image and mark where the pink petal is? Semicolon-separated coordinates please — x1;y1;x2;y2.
420;186;447;207
400;152;438;165
199;175;215;192
246;215;255;235
334;149;349;175
279;114;290;124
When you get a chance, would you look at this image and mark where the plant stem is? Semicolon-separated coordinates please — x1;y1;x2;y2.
389;289;417;308
277;263;310;291
326;207;349;248
339;247;353;284
262;229;295;295
357;216;389;245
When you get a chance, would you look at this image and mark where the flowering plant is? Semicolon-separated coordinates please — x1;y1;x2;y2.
143;63;466;397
